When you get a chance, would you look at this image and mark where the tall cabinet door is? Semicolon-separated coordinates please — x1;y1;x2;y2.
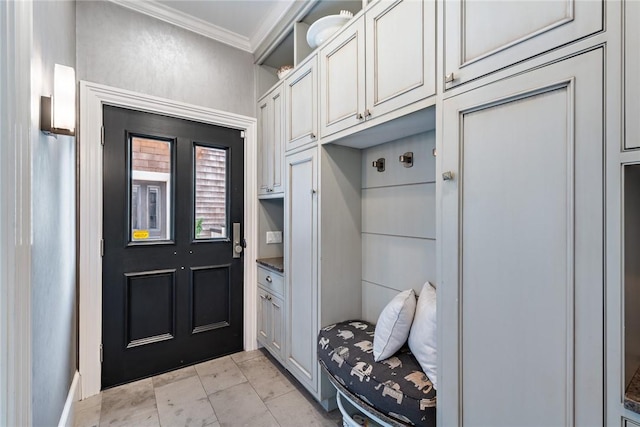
443;0;602;88
285;147;319;392
365;0;436;117
440;48;603;427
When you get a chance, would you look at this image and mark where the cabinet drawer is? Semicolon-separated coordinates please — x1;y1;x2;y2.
257;266;284;296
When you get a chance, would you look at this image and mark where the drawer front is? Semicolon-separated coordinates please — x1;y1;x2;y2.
257;266;284;296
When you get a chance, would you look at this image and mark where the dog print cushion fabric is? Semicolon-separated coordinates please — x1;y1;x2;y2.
318;320;436;426
373;289;417;362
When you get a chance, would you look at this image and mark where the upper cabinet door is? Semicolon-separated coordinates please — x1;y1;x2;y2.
319;18;366;138
443;0;603;89
257;96;272;196
257;83;284;197
365;0;436;117
271;85;284;194
285;55;318;152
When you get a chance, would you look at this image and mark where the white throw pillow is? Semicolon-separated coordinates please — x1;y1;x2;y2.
408;282;437;389
373;289;416;362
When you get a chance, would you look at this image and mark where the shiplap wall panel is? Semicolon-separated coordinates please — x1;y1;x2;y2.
361;131;436;320
362;184;435;238
361;131;435;188
361;282;401;324
362;234;435;293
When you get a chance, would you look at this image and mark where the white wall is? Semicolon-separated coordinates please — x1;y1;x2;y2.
360;132;436;322
31;1;77;425
76;1;256;117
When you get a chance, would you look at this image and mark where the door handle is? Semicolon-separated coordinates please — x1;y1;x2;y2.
233;222;242;258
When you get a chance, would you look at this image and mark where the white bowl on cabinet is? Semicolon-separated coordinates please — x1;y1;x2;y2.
306;14;352;49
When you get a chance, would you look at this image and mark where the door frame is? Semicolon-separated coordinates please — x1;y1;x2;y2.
78;81;258;398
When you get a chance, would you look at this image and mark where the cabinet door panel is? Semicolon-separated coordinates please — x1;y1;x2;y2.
440;49;603;426
444;0;602;88
319;19;365;137
285;57;317;152
257;98;271;196
366;0;435;116
626;0;640;149
257;289;270;345
271;86;284;194
271;295;284;358
285;148;318;390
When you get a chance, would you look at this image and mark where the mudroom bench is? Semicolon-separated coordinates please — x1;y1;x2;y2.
318;320;436;427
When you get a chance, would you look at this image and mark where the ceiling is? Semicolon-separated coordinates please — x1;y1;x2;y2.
110;0;299;53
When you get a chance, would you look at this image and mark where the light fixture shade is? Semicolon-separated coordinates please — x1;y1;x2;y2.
52;64;76;132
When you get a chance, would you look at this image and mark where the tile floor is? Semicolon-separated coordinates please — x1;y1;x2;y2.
74;349;343;427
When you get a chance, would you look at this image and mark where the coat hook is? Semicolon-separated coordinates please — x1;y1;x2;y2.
399;152;413;168
372;158;385;172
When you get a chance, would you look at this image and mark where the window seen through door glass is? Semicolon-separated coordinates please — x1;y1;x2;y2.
130;137;172;242
194;145;228;240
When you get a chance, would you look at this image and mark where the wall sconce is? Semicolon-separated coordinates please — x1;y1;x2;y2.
40;64;76;136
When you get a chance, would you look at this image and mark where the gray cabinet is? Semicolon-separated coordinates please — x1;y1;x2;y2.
443;0;602;89
284;144;362;409
285;146;319;392
626;0;640;149
439;48;604;426
319;0;436;139
284;55;317;152
256;265;284;361
257;84;284;197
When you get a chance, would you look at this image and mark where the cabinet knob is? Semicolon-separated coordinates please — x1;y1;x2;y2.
364;109;372;118
266;276;272;283
445;73;455;83
310;133;316;139
442;171;454;181
355;113;364;120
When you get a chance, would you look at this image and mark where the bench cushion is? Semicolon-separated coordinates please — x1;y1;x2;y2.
318;320;436;426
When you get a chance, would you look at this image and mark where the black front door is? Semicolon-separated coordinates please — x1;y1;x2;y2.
102;106;244;389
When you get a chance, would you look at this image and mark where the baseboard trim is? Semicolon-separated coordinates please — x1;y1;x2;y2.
58;371;80;427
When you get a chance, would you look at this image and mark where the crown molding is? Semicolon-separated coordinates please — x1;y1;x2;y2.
253;0;318;64
249;0;298;53
109;0;253;52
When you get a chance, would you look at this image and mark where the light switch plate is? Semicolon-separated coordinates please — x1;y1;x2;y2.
266;231;282;244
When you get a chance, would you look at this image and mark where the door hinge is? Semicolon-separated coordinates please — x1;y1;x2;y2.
240;131;245;139
100;344;103;363
101;126;105;146
242;238;247;248
100;238;104;257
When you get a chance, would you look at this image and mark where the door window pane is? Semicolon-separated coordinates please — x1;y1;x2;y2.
130;137;172;242
194;145;228;239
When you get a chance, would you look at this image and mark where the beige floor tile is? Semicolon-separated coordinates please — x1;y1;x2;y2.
236;355;295;402
99;378;160;427
152;365;197;389
208;382;279;427
74;394;102;427
266;390;341;427
195;356;248;396
154;375;218;427
229;349;264;364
